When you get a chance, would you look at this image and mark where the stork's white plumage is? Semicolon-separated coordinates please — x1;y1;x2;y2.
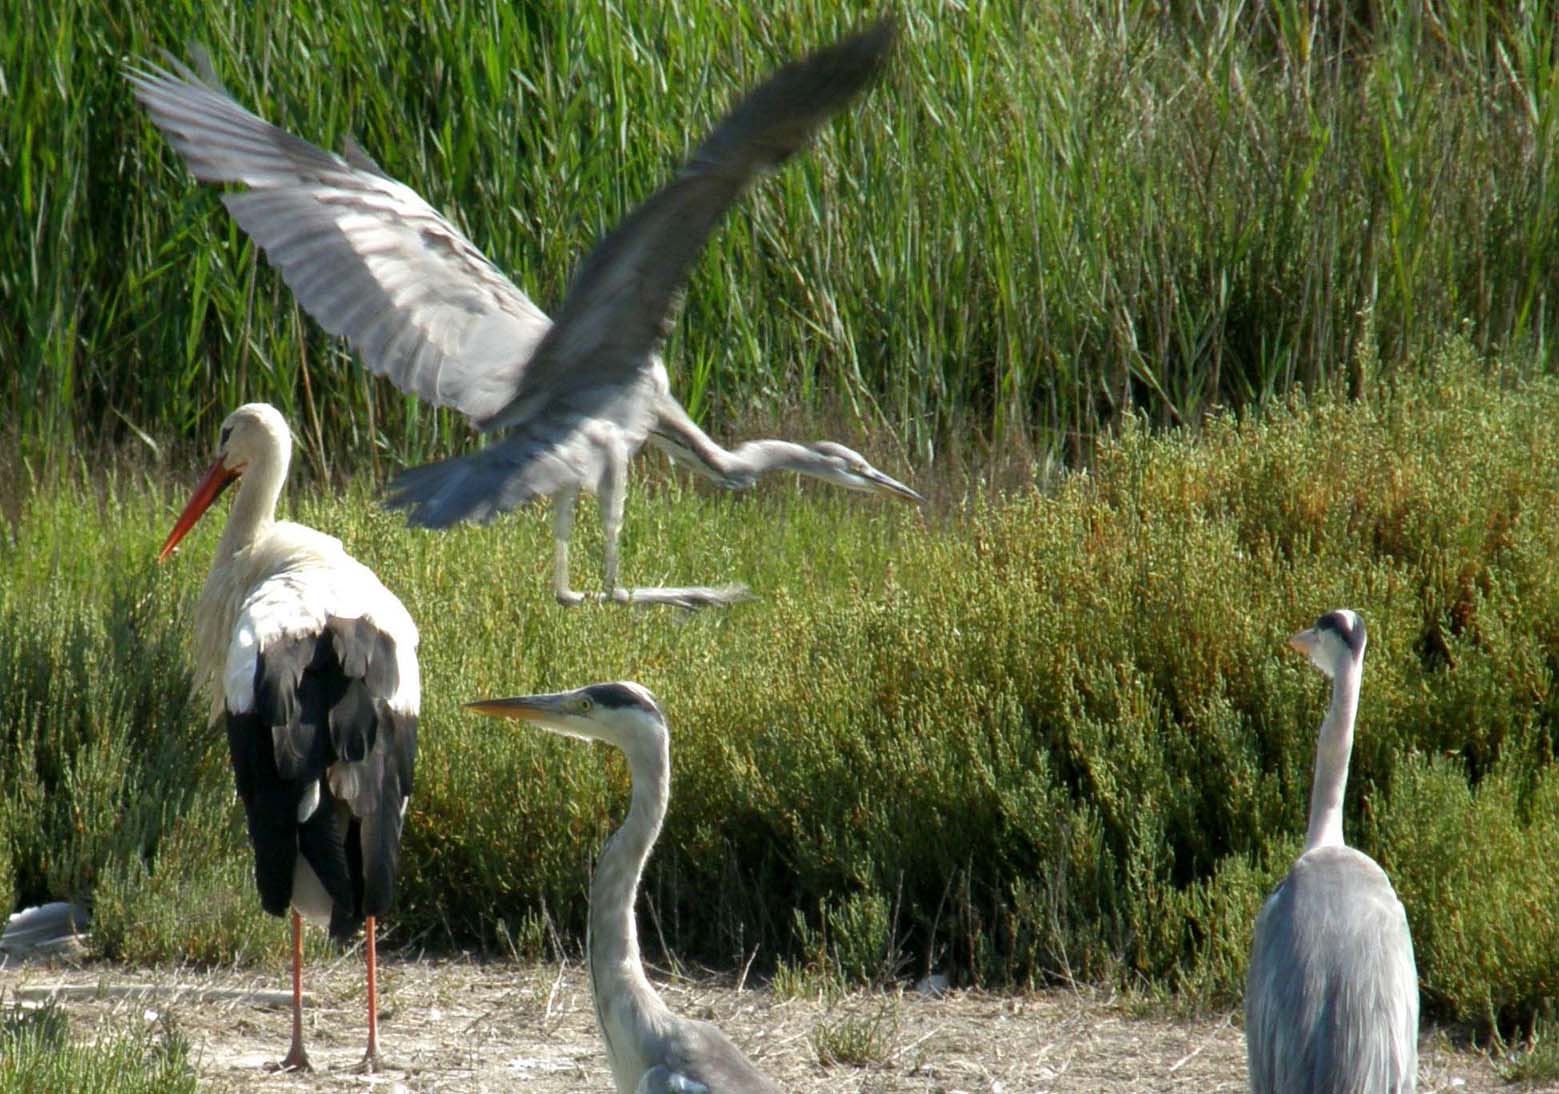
159;402;419;1073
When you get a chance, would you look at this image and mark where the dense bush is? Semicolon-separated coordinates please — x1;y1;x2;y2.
1;345;1555;1035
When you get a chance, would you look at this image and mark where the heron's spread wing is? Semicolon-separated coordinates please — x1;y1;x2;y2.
127;57;550;425
385;19;895;529
481;16;898;437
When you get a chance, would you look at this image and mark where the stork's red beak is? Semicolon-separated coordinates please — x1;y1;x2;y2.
158;457;240;562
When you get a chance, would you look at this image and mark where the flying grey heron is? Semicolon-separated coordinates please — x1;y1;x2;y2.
466;682;782;1093
1245;610;1419;1093
159;403;419;1073
127;19;918;611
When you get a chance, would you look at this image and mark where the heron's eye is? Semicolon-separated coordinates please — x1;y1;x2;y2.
573;696;594;714
219;426;233;448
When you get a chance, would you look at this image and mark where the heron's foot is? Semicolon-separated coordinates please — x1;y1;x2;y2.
613;584;755;610
269;1045;311;1073
554;587;588;608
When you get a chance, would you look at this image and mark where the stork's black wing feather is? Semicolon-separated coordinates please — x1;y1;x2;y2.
226;621;417;938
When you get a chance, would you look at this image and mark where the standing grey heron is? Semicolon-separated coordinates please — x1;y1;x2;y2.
127;19;918;611
158;403;419;1073
1245;610;1419;1093
466;682;781;1093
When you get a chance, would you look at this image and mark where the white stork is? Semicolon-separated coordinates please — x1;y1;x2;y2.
158;402;419;1073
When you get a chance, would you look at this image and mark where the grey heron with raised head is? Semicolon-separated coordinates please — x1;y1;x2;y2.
467;682;782;1093
1245;610;1419;1093
128;19;917;610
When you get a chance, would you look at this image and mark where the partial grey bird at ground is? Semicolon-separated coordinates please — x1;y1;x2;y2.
127;19;919;610
0;902;89;961
466;682;781;1093
158;403;419;1073
1245;610;1419;1093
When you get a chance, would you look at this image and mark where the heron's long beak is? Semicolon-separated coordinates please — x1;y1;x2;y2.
158;457;240;562
465;692;601;743
463;695;561;722
867;468;924;504
1288;627;1320;657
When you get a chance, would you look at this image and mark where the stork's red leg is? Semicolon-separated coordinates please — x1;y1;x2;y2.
279;912;311;1071
360;914;380;1072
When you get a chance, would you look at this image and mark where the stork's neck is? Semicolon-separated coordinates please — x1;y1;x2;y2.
589;731;673;1076
215;446;289;562
1304;661;1362;852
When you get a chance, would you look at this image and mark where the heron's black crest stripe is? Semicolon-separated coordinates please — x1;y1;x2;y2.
587;682;657;711
1316;610;1367;655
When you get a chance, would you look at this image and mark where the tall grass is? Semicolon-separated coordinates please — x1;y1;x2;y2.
1;343;1556;1035
1;1;1555;468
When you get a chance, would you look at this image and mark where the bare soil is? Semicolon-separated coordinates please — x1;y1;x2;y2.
0;955;1529;1092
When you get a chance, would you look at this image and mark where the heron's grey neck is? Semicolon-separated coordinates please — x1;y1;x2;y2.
650;400;822;487
589;730;674;1075
1304;661;1361;852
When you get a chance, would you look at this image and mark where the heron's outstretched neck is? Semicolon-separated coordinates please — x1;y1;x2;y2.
649;397;815;489
1304;661;1362;852
589;729;674;1050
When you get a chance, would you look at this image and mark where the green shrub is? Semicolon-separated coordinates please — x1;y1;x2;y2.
1372;754;1559;1032
2;347;1557;1037
0;1002;197;1093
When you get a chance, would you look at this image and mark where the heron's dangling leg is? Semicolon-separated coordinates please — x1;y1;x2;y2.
277;912;311;1072
599;451;630;604
598;442;754;609
551;486;586;607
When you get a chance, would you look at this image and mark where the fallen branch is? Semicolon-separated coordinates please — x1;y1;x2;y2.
13;984;312;1007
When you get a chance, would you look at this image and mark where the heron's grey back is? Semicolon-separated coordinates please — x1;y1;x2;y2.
383;372;658;528
637;1016;781;1094
1246;845;1419;1093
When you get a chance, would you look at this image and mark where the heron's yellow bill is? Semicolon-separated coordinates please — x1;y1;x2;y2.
464;696;554;722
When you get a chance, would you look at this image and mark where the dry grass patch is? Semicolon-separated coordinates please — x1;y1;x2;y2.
0;957;1515;1092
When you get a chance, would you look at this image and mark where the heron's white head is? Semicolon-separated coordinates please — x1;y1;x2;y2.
465;682;667;755
804;441;923;503
158;402;295;562
1288;609;1367;680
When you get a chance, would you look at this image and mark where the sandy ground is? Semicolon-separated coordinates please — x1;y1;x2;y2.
0;954;1532;1092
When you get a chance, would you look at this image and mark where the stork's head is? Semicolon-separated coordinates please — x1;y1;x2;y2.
210;403;291;475
465;682;668;755
157;402;293;562
1289;609;1367;680
803;441;923;503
